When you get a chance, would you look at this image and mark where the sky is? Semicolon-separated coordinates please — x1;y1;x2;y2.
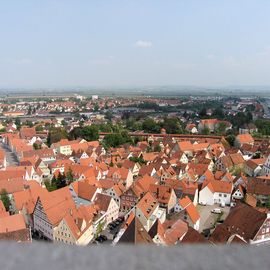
1;0;270;89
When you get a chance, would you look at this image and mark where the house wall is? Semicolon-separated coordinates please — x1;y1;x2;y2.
232;189;244;200
59;145;72;156
33;199;54;240
77;223;94;245
125;171;134;189
213;192;231;205
54;219;77;245
251;215;270;245
167;191;177;213
199;186;214;205
105;199;119;226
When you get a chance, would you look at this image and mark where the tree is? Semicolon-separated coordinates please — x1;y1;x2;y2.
61;120;68;126
213;108;224;119
154;144;162;152
161;117;183;134
103;131;132;148
82;125;99;141
44;179;57;192
201;127;210;135
105;111;113;121
27;106;32;115
226;134;235;146
94;103;99;112
199;108;207;117
216;122;227;135
142;118;160;133
1;189;11;211
66;168;74;184
15;117;21;130
69;125;99;141
49;172;67;190
35;125;44;132
129;156;146;165
25;120;34;127
33;143;41;150
47;127;68;146
266;196;270;209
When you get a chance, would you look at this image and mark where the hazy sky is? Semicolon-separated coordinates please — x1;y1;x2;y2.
1;0;270;88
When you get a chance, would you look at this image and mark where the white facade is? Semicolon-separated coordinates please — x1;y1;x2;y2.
33;198;54;240
199;186;231;206
232;188;244;200
262;155;270;176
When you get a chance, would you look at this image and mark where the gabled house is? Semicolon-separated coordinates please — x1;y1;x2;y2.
234;134;254;148
149;184;177;213
107;167;133;189
134;192;165;232
53;205;94;246
93;193;119;227
199;179;233;206
262;154;270;176
175;196;200;231
69;181;101;206
0;214;32;243
115;213;153;245
210;203;270;245
215;153;245;172
104;184;124;207
232;184;245;200
33;187;76;240
244;159;264;177
149;218;188;246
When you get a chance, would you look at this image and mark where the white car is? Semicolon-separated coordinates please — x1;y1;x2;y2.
199;202;207;206
211;208;222;214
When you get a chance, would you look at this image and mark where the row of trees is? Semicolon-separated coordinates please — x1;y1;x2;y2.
45;169;74;191
126;116;186;134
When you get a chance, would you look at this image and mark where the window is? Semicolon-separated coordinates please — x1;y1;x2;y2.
219;194;222;197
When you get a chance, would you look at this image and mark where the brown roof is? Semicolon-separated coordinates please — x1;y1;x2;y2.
161;219;188;245
119;213;153;244
229;153;245;165
247;177;270;196
0;228;31;242
181;227;208;244
94;193;112;212
210;203;266;243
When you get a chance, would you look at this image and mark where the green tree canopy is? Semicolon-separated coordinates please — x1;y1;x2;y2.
1;189;11;211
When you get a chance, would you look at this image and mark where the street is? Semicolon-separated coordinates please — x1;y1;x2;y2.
197;204;230;233
0;141;19;167
260;99;270;119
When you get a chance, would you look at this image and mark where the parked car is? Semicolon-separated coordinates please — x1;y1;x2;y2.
117;216;125;222
199;202;207;206
203;229;211;238
99;235;107;241
211;208;222;214
95;235;107;243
